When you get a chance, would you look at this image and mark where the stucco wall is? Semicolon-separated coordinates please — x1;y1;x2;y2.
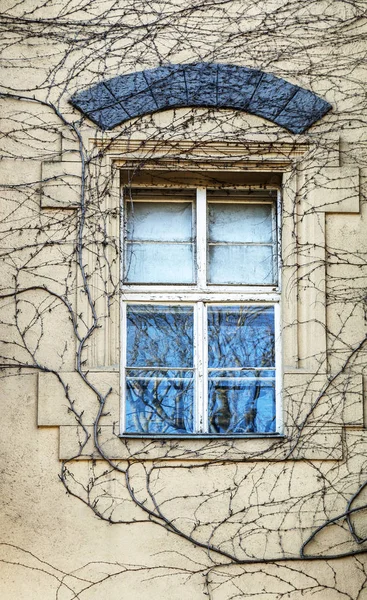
1;1;367;598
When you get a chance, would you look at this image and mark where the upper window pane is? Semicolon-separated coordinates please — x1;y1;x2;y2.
209;202;273;243
207;194;277;285
125;243;194;284
126;201;193;242
124;189;195;284
208;245;275;285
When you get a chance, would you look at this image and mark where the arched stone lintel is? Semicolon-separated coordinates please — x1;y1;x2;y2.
70;63;332;133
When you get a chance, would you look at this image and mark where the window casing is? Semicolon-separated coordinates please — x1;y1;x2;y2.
120;186;281;437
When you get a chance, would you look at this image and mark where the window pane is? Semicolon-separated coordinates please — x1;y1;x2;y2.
124;193;195;284
208;379;276;434
207;305;276;434
127;305;194;367
208;305;275;368
126;375;194;434
208;244;274;284
208;369;275;378
126;201;193;242
209;203;273;243
125;242;194;283
125;305;194;434
208;201;276;285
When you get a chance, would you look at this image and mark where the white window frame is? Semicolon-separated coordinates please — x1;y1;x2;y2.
120;185;282;437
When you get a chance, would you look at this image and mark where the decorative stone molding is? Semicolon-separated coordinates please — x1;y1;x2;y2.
70;63;332;134
35;137;364;462
92;139;310;171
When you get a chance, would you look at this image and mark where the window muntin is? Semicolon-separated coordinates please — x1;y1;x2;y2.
121;186;281;437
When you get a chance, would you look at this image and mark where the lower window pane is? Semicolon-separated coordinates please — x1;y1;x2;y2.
207;305;276;434
125;305;194;434
126;374;194;434
207;305;275;368
123;303;277;436
127;305;194;367
208;379;276;434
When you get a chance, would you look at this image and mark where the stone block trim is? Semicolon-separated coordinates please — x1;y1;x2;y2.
40;161;82;208
70;63;332;133
38;370;363;462
307;166;360;213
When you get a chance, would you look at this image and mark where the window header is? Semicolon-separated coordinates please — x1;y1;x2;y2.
71;62;331;133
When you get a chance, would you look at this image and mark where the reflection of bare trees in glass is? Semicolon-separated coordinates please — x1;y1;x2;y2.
124;304;276;435
125;305;194;433
127;374;193;433
208;306;275;434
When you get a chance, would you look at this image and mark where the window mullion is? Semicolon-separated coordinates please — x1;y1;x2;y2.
202;302;208;433
195;187;208;434
274;302;283;434
195;302;203;433
120;301;127;434
196;187;207;288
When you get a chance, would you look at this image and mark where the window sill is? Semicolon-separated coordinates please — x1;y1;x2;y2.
119;433;284;439
59;424;343;462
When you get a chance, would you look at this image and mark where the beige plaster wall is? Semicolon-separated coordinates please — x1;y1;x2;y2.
1;1;367;598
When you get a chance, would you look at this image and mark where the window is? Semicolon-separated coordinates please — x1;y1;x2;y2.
120;186;281;437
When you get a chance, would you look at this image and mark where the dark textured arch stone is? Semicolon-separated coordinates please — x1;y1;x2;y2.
70;63;331;134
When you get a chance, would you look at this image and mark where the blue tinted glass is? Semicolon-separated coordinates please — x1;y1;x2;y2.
125;305;194;434
126;368;193;379
208;379;276;434
126;374;194;434
209;369;275;378
207;305;275;368
127;305;194;368
207;305;276;434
